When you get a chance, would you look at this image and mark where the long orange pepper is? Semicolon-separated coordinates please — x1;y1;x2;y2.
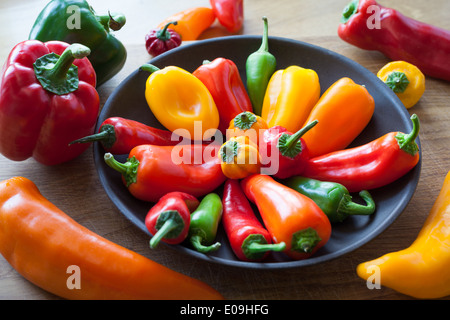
301;77;375;158
157;7;216;41
241;174;331;260
0;177;224;300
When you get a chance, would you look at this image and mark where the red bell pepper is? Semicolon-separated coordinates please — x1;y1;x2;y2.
145;192;200;248
0;40;99;165
145;21;182;57
70;116;180;154
261;120;318;179
241;174;331;260
338;0;450;81
193;57;252;134
303;114;421;192
210;0;244;33
104;144;226;203
222;179;286;261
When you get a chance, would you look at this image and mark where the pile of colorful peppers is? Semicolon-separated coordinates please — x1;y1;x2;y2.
75;16;422;263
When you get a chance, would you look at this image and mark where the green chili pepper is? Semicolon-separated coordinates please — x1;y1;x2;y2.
246;16;276;116
188;193;223;253
280;176;376;223
29;0;127;86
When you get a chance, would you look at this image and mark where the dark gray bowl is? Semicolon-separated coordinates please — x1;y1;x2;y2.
93;35;421;269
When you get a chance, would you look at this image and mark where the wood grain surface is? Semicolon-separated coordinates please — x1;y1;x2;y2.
1;0;450;300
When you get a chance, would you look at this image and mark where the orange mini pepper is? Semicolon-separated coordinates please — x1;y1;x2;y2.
227;111;268;145
0;177;223;300
219;135;261;179
261;65;320;134
157;7;216;41
241;174;331;260
301;77;375;158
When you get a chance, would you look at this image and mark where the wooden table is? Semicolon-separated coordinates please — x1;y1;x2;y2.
1;0;450;300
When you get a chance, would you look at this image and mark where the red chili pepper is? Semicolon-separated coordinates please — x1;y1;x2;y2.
104;144;226;202
145;192;200;248
70;116;180;154
145;21;182;57
193;57;252;134
338;0;450;81
0;40;99;165
222;179;286;261
303;114;421;192
210;0;244;33
241;174;331;260
261;120;318;179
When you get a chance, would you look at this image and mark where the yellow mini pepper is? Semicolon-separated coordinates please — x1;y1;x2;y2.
261;65;320;134
377;61;425;109
357;170;450;299
219;135;261;179
141;64;219;140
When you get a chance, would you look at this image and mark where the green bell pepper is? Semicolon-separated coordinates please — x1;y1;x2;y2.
29;0;127;86
280;176;376;223
188;193;223;253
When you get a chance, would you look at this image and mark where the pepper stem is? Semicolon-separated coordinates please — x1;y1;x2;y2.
34;43;90;95
140;64;161;74
291;228;321;253
104;153;139;187
242;234;286;260
258;16;270;53
337;190;376;220
69;124;116;148
277;120;318;158
97;12;126;31
157;21;178;41
341;0;359;23
233;111;257;130
190;235;221;253
385;71;410;93
150;210;185;249
395;114;420;156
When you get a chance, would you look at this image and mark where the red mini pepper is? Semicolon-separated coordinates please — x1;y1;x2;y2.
0;40;99;165
70;116;180;154
261;120;318;179
210;0;244;33
222;179;286;262
145;192;200;248
241;174;331;260
104;144;226;203
145;21;182;57
303;114;421;192
338;0;450;81
193;57;252;134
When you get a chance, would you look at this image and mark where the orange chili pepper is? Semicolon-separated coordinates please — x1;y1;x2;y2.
0;177;224;300
301;77;375;158
157;7;216;41
219;135;261;179
241;174;331;260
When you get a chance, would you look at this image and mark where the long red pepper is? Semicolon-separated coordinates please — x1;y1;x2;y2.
145;192;199;248
70;116;180;154
241;174;331;260
193;57;252;134
222;179;285;262
303;114;420;192
261;120;318;178
338;0;450;81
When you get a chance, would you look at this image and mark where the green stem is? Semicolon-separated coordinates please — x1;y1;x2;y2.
242;234;286;260
190;235;221;253
157;21;178;41
104;153;139;187
277;120;318;158
258;16;270;52
338;190;376;216
69;124;116;148
233;111;257;130
341;0;359;23
97;12;126;31
395;114;420;156
386;71;410;93
149;219;177;249
291;228;321;253
49;44;90;81
246;241;286;253
140;64;161;74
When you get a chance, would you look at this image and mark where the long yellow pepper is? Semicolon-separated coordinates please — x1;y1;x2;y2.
261;65;320;134
357;170;450;299
142;64;219;140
